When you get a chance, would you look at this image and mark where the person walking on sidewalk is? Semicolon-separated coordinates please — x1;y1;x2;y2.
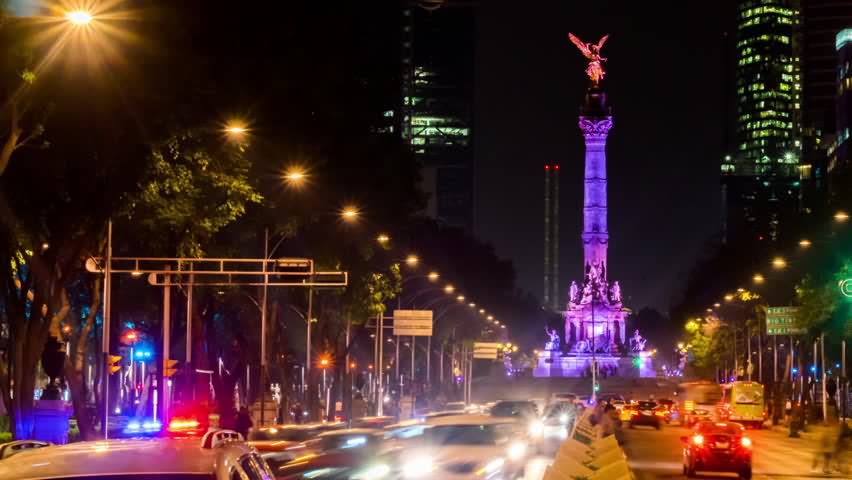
812;407;840;474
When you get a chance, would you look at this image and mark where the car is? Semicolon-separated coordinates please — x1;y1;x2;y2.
0;440;51;460
629;400;662;429
403;414;529;479
350;416;398;430
489;400;539;420
0;429;275;480
247;423;347;469
275;429;393;479
681;421;753;479
550;392;578;403
684;408;714;428
443;401;468;413
532;402;577;449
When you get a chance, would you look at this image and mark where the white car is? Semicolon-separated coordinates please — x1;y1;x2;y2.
0;429;275;480
400;414;529;479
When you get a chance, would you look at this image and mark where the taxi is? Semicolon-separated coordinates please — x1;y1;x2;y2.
0;429;275;480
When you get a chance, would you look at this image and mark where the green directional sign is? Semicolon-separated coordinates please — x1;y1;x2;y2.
766;306;804;335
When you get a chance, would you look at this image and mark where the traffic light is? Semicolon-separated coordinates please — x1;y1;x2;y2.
121;329;140;345
593;382;600;393
163;359;179;377
107;355;122;375
632;357;642;369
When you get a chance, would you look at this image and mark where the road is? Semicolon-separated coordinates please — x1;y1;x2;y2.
525;423;848;480
622;423;845;480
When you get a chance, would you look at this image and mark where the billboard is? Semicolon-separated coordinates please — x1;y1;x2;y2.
393;310;433;336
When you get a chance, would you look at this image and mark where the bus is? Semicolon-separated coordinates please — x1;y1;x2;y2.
720;381;765;429
677;381;722;427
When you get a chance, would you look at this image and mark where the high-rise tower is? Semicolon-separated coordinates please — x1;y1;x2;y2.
543;164;560;310
722;0;802;242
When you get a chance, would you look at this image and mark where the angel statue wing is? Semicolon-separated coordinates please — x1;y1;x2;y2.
568;33;592;59
596;34;609;52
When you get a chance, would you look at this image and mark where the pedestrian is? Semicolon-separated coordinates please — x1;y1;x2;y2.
234;407;253;439
291;402;304;424
812;406;840;474
351;393;368;420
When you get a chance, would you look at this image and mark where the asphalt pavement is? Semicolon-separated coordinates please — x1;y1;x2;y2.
525;422;850;480
622;422;848;480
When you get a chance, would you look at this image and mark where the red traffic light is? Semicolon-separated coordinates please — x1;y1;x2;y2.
121;330;140;344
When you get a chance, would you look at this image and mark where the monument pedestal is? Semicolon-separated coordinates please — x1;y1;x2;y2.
32;400;71;444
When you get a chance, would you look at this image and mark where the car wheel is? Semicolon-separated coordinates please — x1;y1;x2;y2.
740;466;752;480
655;422;661;430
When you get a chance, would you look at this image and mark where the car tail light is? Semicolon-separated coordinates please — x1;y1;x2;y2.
655;411;665;417
692;434;704;446
631;412;638;417
168;418;201;432
741;437;752;448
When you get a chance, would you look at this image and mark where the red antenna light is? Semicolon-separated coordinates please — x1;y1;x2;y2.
554;165;560;171
544;165;550;170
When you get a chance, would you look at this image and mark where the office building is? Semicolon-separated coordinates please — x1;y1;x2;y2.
401;1;476;230
828;29;852;202
722;0;802;242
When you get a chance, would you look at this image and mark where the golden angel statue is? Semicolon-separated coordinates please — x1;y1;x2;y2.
568;33;609;85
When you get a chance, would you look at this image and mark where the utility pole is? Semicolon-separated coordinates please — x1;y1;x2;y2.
821;332;826;421
377;312;384;416
162;265;171;427
102;221;113;439
260;230;269;426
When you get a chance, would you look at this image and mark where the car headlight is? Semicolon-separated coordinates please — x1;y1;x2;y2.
353;463;391;479
476;457;505;475
507;441;527;461
529;420;544;437
402;456;434;478
559;414;569;424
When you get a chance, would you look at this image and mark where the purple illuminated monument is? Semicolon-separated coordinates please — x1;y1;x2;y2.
535;33;652;378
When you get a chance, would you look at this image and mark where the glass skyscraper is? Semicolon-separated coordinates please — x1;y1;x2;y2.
401;1;476;230
722;0;802;242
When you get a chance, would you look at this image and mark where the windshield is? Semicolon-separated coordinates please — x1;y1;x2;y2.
637;402;657;410
427;425;497;446
733;388;763;405
248;428;312;442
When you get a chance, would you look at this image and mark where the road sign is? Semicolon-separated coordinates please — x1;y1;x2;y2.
766;306;804;335
473;342;501;359
393;310;433;336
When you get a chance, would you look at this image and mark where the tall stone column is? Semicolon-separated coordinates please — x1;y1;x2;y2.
579;112;612;277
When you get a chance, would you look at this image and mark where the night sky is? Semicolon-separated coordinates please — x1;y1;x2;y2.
475;1;735;314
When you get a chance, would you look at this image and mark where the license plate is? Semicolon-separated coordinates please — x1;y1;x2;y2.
714;441;729;449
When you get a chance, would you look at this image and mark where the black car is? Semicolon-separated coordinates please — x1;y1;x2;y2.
681;421;752;479
489;400;539;420
629;401;662;429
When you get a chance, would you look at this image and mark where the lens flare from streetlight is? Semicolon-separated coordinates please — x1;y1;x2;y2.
736;288;745;293
835;211;850;222
486;315;494;321
799;239;812;248
479;309;485;314
341;206;360;221
66;10;94;26
753;273;765;284
376;234;390;245
282;167;307;187
428;272;440;282
405;254;419;266
713;303;721;308
771;257;787;269
724;294;734;302
444;284;455;294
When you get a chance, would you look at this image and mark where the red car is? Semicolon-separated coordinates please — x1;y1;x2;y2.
682;421;752;479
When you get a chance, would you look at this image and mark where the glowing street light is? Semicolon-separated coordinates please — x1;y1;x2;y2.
706;308;713;313
724;294;734;302
486;315;494;321
283;168;307;186
405;255;419;266
341;206;360;221
479;309;485;314
771;257;787;269
500;325;506;329
677;342;685;350
224;121;248;137
685;320;699;332
736;288;745;293
443;284;455;294
65;10;93;26
799;239;812;248
468;302;476;308
376;234;390;245
835;211;850;223
456;295;466;302
713;303;721;308
752;273;765;284
427;271;440;282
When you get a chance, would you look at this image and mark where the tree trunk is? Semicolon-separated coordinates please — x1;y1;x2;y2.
65;280;100;440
